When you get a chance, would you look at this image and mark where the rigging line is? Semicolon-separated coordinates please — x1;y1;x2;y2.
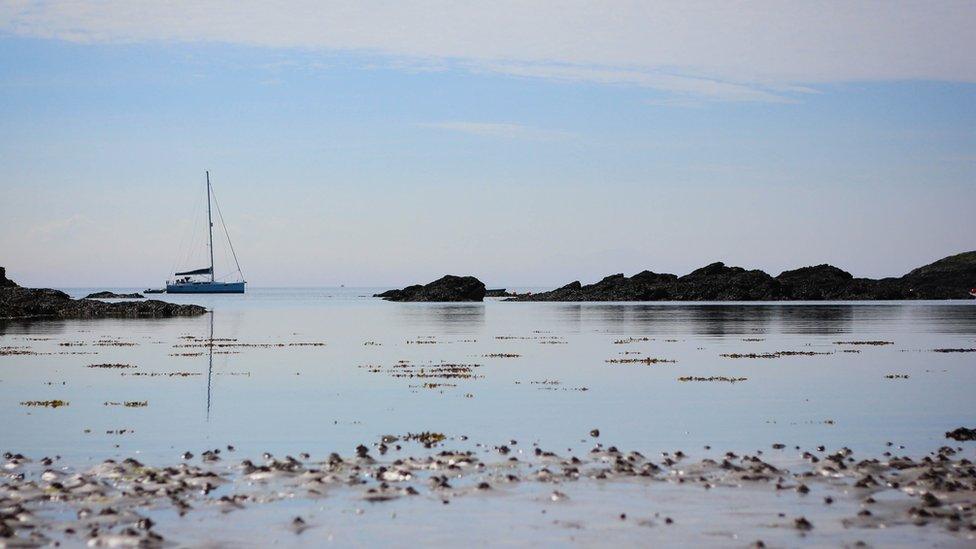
218;216;232;279
209;183;245;280
210;185;240;278
224;242;232;279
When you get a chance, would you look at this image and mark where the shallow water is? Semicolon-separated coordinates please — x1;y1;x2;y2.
2;289;975;546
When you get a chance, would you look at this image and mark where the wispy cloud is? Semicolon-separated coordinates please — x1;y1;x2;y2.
419;121;577;141
470;61;798;103
2;1;974;103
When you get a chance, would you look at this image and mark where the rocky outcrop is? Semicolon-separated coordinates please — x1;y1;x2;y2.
776;265;863;300
672;263;783;301
1;285;205;320
0;267;18;288
375;275;486;302
518;271;678;302
899;251;976;299
510;251;976;302
84;291;146;299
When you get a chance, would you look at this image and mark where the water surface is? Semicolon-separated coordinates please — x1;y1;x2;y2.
2;289;975;546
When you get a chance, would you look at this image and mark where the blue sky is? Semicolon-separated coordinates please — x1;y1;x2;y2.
1;2;974;287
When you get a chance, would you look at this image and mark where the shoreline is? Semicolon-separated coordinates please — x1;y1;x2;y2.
2;435;974;546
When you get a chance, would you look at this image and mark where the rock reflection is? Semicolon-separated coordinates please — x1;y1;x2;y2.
394;304;486;333
536;303;976;337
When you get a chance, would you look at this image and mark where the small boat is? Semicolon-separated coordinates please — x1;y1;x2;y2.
167;172;246;294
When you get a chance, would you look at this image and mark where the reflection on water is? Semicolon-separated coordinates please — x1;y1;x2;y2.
537;302;976;336
393;303;486;332
206;311;214;421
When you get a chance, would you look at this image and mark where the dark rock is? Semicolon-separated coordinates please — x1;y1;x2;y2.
509;271;677;302
0;267;17;288
374;275;486;302
509;251;976;302
946;427;976;442
1;286;205;320
672;263;783;301
775;264;855;300
84;291;146;299
793;516;813;531
900;251;976;299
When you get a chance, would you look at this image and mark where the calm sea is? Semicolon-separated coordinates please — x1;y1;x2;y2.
2;288;974;465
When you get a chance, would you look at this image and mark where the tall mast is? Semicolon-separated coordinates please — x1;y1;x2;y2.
206;171;215;282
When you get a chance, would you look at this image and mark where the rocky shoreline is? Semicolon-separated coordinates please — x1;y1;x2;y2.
509;251;976;302
0;268;206;320
1;433;974;546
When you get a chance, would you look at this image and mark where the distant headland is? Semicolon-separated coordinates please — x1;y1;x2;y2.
377;251;976;302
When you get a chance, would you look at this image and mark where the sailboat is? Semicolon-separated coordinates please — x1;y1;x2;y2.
167;172;246;294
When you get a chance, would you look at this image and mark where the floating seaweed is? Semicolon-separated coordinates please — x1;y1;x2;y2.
173;341;323;349
605;357;675;365
363;361;483;381
87;363;136;369
94;340;138;347
721;351;831;359
123;372;201;377
833;341;893;346
20;400;69;408
613;337;651;344
496;335;563;341
677;376;747;383
402;432;446;446
0;346;40;356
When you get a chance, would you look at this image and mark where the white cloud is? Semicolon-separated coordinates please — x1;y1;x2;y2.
419;121;577;141
2;1;974;102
